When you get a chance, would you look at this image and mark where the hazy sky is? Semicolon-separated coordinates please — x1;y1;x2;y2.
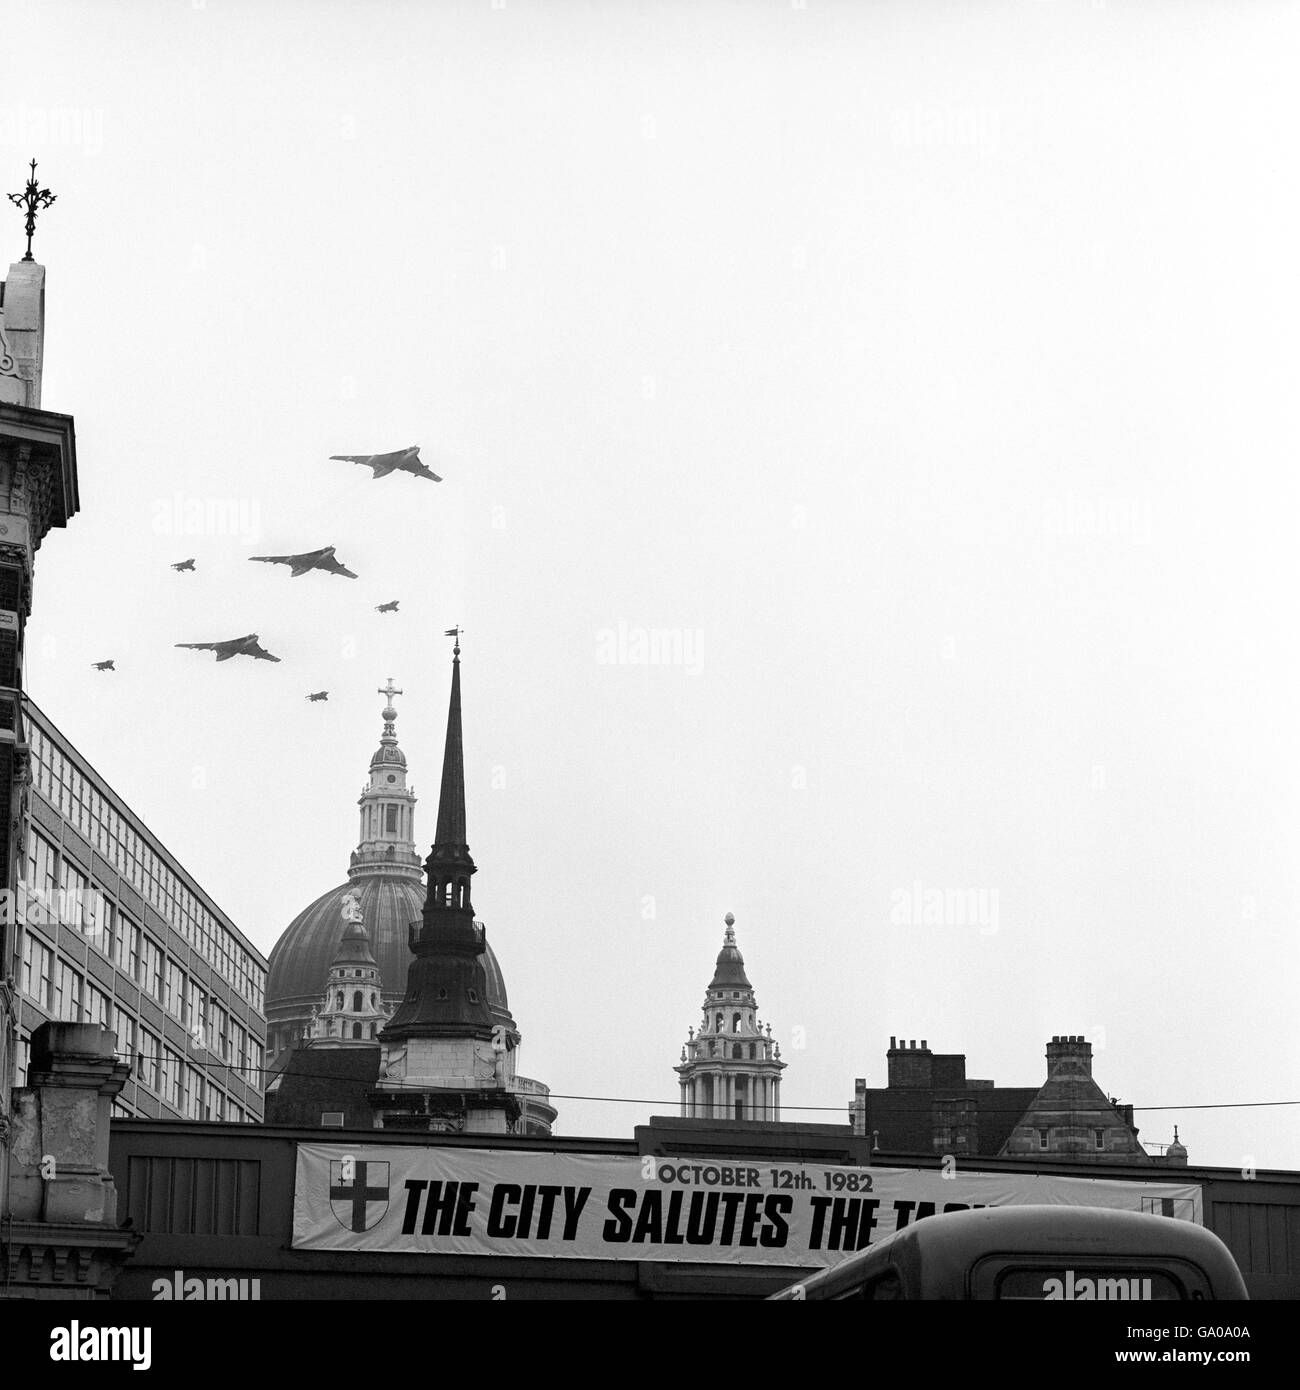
6;0;1299;1170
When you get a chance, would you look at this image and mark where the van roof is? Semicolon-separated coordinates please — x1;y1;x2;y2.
773;1205;1244;1299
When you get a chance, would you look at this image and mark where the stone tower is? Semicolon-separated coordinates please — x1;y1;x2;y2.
676;914;785;1120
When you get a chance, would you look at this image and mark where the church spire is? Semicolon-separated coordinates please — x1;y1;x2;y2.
382;632;496;1043
433;628;467;852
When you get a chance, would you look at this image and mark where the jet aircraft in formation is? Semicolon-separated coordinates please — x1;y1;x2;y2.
248;545;358;579
330;445;442;482
141;445;442;683
306;691;329;702
175;634;282;663
92;660;115;671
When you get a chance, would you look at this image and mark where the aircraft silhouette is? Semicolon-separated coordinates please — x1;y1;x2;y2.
171;558;196;572
248;545;358;579
92;660;116;671
306;691;329;702
376;600;399;613
329;445;441;482
175;634;281;663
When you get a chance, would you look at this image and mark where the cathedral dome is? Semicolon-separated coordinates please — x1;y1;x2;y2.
265;874;512;1061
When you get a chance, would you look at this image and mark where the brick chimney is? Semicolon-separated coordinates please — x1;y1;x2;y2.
1045;1034;1093;1078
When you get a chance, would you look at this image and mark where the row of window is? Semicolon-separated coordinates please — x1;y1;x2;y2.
1038;1128;1111;1151
20;839;264;1079
28;719;266;1009
12;995;254;1123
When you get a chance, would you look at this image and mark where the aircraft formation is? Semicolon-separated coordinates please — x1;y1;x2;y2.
95;448;440;696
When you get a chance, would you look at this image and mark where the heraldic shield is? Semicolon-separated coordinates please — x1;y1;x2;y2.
329;1158;391;1233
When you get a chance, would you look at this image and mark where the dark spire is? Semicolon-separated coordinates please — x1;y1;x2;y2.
433;633;467;851
382;632;494;1042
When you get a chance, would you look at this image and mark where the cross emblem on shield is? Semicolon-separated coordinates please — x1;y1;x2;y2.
329;1159;390;1232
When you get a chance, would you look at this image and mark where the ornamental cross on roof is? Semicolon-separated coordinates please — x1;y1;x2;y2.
8;160;56;263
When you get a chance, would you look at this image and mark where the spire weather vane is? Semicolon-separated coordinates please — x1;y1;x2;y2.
444;626;464;656
8;160;56;263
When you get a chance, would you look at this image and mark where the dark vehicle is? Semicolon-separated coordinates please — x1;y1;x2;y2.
768;1204;1249;1301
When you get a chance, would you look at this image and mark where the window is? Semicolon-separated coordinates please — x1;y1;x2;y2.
1095;1129;1106;1151
352;1023;362;1039
87;893;115;960
183;1064;203;1119
22;935;55;1011
86;981;112;1031
53;960;83;1021
25;829;59;902
321;1111;344;1127
162;1048;183;1109
116;915;140;981
139;936;163;1001
385;805;398;833
1038;1129;1050;1151
60;860;89;930
211;1002;230;1061
138;1029;161;1091
185;978;206;1039
112;1006;136;1062
352;991;362;1012
164;961;186;1021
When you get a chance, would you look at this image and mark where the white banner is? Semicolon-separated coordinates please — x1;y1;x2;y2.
291;1145;1204;1267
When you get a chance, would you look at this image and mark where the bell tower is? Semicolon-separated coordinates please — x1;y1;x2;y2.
676;914;785;1121
349;678;421;881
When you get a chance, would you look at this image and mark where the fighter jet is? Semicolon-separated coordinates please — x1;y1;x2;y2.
306;691;329;702
247;545;358;579
329;445;442;482
175;634;281;663
375;600;399;613
92;660;116;671
171;558;196;572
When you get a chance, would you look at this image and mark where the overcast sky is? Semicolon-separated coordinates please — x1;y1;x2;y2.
6;0;1299;1171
